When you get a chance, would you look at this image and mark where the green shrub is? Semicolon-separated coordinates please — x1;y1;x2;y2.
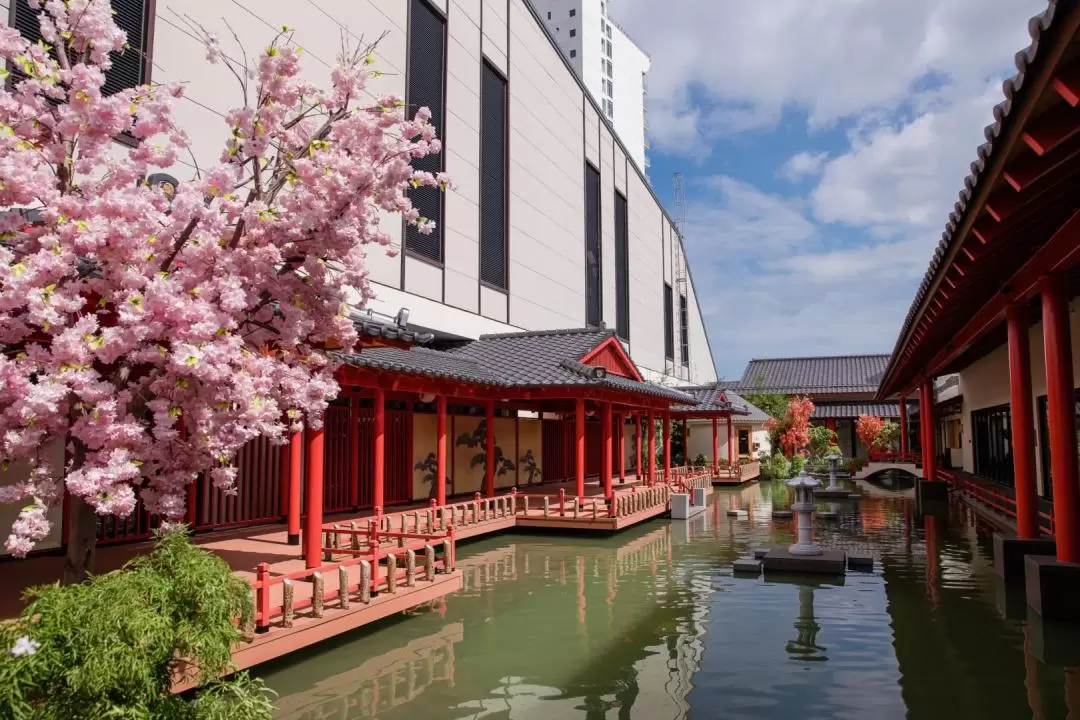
692;454;709;468
0;528;274;719
762;453;792;480
790;454;805;476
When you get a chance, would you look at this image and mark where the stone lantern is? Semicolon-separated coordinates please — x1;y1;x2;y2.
825;453;842;491
786;470;822;556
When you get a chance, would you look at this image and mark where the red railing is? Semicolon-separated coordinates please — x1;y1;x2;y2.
251;521;455;632
940;469;1055;537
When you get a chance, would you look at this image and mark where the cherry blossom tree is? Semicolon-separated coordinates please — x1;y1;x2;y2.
778;396;814;457
0;1;443;581
855;415;886;451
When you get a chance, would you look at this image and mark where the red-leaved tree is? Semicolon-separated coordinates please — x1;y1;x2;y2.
855;415;886;451
778;396;814;456
0;1;444;581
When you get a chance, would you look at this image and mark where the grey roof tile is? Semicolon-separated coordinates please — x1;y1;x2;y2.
812;402;912;419
730;355;890;395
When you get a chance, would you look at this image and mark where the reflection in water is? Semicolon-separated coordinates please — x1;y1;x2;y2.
258;484;1075;719
785;584;828;663
861;468;918;494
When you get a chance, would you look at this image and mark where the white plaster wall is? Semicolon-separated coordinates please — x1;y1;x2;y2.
609;22;649;172
685;421;769;463
956;299;1080;494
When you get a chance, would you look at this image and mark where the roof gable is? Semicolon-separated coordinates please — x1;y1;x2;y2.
579;336;643;381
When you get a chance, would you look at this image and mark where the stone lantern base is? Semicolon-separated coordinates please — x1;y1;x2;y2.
762;547;847;575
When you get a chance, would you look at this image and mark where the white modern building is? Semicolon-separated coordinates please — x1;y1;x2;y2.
1;0;717;552
529;0;651;173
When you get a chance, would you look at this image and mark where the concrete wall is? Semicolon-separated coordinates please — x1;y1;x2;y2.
955;298;1080;494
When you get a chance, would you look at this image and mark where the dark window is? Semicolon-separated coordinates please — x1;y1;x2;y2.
738;429;750;455
679;293;689;366
1037;390;1080;501
570;50;576;58
614;191;629;340
547;11;551;19
479;61;507;289
663;282;674;360
405;0;446;263
972;404;1013;486
569;8;576;16
584;163;602;327
11;0;151;95
569;29;576;37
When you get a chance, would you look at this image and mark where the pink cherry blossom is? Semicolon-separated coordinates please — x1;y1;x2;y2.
0;3;443;557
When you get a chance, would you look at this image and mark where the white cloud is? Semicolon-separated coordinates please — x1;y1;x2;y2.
779;151;830;181
613;0;1045;152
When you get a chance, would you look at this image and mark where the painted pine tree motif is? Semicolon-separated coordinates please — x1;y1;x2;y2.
456;419;515;477
519;449;541;484
413;453;450;498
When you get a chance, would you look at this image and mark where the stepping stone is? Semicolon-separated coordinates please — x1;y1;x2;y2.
726;509;748;518
733;557;761;575
753;548;769;559
771;510;793;519
848;554;874;571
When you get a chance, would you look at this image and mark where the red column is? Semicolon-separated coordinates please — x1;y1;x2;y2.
727;418;735;464
647;411;656;486
436;395;447;506
287;429;302;545
635;414;643;481
920;379;936;482
1042;274;1080;563
279;441;290;520
373;388;385;514
899;397;909;456
485;400;496;498
663;412;671;482
303;425;325;569
348;395;359;509
1007;303;1039;540
601;402;613;498
617;413;626;482
575;397;586;498
711;417;719;472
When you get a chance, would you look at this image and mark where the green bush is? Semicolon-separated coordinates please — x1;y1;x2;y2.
790;454;805;476
0;528;274;719
692;454;709;468
762;453;792;480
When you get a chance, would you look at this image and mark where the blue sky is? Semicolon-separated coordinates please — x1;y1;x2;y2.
612;0;1048;379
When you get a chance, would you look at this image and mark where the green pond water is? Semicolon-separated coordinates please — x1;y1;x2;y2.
256;478;1077;719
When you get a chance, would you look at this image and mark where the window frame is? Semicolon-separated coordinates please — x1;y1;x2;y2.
479;59;509;291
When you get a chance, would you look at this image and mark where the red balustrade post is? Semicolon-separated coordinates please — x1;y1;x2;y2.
303;425;325;570
436;395;448;506
601;402;613;500
486;399;496;499
559;488;566;517
373;388;386;515
288;429;302;545
255;562;271;632
575;397;586;499
349;394;360;509
1007;303;1040;540
1042;275;1080;563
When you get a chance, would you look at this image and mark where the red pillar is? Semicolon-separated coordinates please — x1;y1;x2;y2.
485;400;496;498
711;417;719;472
373;388;385;514
1042;274;1080;563
1007;303;1039;540
919;379;936;482
647;411;656;486
303;425;325;569
727;418;735;464
287;429;302;545
279;441;290;520
348;395;359;508
617;413;626;482
663;412;671;482
635;414;643;481
601;402;613;499
899;396;909;456
436;395;447;506
575;398;586;498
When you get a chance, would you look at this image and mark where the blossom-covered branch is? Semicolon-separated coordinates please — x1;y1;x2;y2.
0;0;445;558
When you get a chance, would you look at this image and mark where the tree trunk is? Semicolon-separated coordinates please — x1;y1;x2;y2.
62;494;98;585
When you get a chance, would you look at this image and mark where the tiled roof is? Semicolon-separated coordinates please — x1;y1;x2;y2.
670;383;750;416
723;391;771;424
342;327;697;403
884;0;1065;383
812;402;913;419
351;307;435;346
730;355;890;395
